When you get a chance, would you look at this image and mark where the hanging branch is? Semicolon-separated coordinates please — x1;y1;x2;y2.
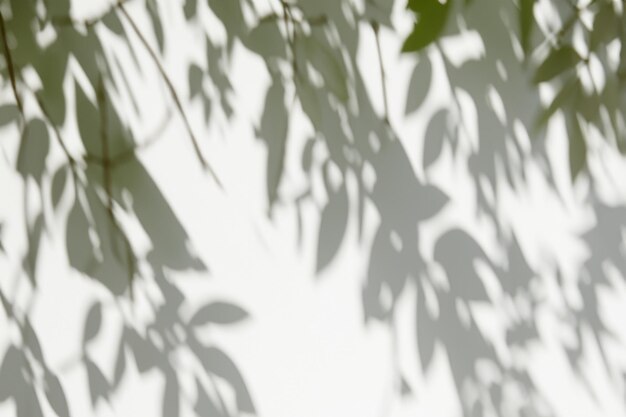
0;11;24;116
117;2;222;187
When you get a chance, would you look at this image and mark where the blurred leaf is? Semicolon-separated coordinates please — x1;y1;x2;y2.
17;119;50;184
295;76;322;127
146;0;165;52
533;46;580;84
44;372;70;417
51;166;69;210
316;184;349;273
163;374;180;417
259;79;288;208
301;137;316;173
417;288;436;371
85;359;110;406
519;0;534;55
423;109;448;168
189;302;249;326
75;83;100;156
194;344;255;413
406;58;432;115
23;214;45;286
66;198;96;275
0;104;19;127
83;301;102;344
534;78;578;130
23;319;44;363
402;0;451;52
590;4;618;50
568;118;587;181
184;0;198;20
189;64;204;99
102;11;125;36
126;328;161;373
244;19;286;60
301;35;349;101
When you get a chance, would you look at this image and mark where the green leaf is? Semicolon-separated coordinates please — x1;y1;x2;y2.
534;78;579;131
295;76;322;127
533;46;580;84
519;0;534;55
188;64;204;99
402;0;451;53
66;198;96;275
102;11;125;36
590;4;618;50
75;83;100;155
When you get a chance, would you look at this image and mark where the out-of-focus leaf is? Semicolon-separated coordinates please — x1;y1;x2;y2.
568;118;587;181
85;359;110;406
75;83;100;156
301;35;349;101
0;104;19;127
193;344;254;413
51;166;69;210
590;4;618;50
406;58;432;115
83;301;102;344
102;11;125;36
244;19;286;60
66;198;95;275
23;214;44;286
17;119;50;184
417;287;437;371
146;0;164;52
44;372;70;417
189;301;249;326
534;78;578;130
126;328;161;373
402;0;451;52
519;0;534;55
423;109;448;168
258;79;288;208
301;137;316;173
533;46;580;84
184;0;198;20
316;184;349;273
189;64;204;99
295;76;322;127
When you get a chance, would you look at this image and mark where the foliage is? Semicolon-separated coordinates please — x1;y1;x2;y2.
0;0;624;416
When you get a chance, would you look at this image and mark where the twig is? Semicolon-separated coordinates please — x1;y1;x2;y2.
117;2;222;187
372;22;389;125
0;11;23;116
96;78;136;299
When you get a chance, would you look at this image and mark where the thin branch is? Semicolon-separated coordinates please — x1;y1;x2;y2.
117;2;222;187
96;78;136;299
0;11;23;116
372;22;389;125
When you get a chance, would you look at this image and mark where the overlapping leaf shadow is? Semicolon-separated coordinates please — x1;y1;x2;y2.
2;0;626;416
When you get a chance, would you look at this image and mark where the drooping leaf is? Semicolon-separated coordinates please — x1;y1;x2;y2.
533;46;580;84
17;119;50;184
402;0;451;53
83;301;102;344
189;64;204;99
316;184;349;273
568;117;587;181
534;77;579;131
244;19;287;60
258;79;288;208
51;166;69;210
423;109;449;168
295;76;322;127
189;301;249;326
44;372;70;417
66;198;96;275
85;359;110;406
405;58;432;115
519;0;534;55
301;35;349;101
102;10;125;37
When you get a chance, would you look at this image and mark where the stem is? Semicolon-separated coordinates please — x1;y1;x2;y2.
97;78;136;299
117;2;222;187
0;11;23;116
372;22;389;125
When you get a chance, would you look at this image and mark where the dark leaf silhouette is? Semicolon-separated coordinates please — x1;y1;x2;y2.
533;46;580;84
316;184;349;273
83;301;102;345
402;0;451;52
